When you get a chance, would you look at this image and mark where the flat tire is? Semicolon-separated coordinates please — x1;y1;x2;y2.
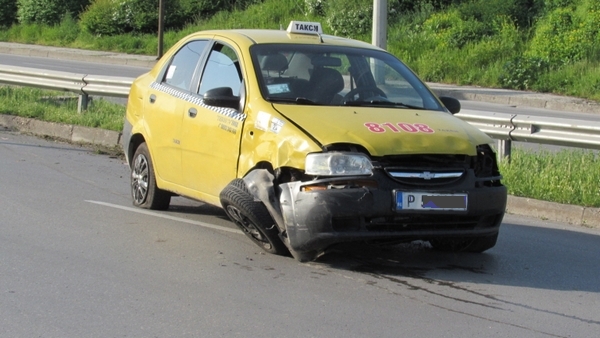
220;179;289;255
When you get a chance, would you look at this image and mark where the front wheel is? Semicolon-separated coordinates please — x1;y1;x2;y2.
429;233;498;253
130;142;171;210
220;179;289;256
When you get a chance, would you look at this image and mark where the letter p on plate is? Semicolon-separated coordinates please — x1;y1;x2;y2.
407;194;416;207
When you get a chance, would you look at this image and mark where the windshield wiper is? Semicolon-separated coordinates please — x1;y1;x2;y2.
267;97;318;105
342;100;425;109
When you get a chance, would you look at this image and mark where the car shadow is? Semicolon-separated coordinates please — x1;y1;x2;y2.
167;202;229;218
311;221;600;293
165;199;600;294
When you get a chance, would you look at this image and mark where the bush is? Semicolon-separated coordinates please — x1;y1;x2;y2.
542;0;575;12
302;0;325;16
80;0;127;35
458;0;544;29
421;9;490;49
178;0;260;23
0;0;18;27
325;0;372;37
527;6;595;67
532;59;600;100
81;0;187;35
498;56;549;90
323;0;459;38
37;13;81;44
179;0;261;19
528;8;576;65
17;0;90;25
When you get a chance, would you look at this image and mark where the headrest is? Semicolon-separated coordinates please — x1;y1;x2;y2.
261;54;288;72
310;67;344;93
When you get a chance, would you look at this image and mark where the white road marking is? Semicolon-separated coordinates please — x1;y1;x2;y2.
85;200;243;235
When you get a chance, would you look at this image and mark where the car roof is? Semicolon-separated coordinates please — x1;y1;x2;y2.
184;29;383;50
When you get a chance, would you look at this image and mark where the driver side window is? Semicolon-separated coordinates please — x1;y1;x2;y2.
198;43;242;96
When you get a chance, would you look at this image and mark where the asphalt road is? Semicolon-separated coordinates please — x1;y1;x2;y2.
2;125;600;337
0;53;148;78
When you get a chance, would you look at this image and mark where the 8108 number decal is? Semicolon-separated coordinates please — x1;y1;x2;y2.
364;122;434;133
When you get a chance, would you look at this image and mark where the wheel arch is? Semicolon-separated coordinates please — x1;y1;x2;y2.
127;133;146;168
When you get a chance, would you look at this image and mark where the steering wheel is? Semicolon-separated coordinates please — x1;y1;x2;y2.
343;86;387;103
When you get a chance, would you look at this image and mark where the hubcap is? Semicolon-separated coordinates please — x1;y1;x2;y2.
226;205;272;250
131;153;149;204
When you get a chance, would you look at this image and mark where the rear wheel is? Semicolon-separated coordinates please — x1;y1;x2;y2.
429;233;498;253
220;179;289;255
130;143;171;210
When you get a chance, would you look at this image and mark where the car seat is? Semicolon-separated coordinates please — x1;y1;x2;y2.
260;54;288;83
307;67;345;104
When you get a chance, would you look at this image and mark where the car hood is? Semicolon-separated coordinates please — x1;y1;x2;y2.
272;104;492;156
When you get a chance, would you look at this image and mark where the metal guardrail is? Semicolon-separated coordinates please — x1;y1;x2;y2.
0;64;132;112
457;110;600;158
1;65;599;158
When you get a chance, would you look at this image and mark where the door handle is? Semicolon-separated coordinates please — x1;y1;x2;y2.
149;94;156;103
188;108;197;118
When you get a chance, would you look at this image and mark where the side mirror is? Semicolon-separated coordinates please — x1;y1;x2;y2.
439;96;461;115
203;87;239;110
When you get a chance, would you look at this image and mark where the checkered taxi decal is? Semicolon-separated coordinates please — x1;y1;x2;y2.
150;82;246;121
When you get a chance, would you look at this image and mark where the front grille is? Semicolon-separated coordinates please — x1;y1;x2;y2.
385;168;465;186
376;154;470;186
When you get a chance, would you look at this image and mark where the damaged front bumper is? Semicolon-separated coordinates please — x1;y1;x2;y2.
279;175;507;260
244;170;507;262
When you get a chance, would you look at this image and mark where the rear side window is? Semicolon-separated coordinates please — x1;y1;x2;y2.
163;40;208;91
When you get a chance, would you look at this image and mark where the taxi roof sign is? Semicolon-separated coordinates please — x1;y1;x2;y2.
286;21;323;35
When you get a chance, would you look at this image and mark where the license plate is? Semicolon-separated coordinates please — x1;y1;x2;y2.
395;192;467;211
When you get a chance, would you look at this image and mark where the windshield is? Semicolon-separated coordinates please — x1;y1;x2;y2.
251;44;444;110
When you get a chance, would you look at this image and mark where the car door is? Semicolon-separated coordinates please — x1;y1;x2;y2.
145;39;209;184
180;41;245;200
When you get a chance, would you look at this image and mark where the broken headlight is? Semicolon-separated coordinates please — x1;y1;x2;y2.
305;152;373;176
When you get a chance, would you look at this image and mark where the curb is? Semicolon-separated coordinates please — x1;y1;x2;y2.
1;115;599;229
0;115;121;147
506;196;600;229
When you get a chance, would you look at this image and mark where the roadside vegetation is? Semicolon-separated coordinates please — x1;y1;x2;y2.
499;148;600;207
0;86;125;131
0;0;598;101
0;0;599;208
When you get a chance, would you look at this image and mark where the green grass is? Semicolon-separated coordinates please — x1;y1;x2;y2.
0;0;598;102
0;86;125;131
499;147;600;207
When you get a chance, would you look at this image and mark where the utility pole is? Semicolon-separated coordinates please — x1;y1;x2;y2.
372;0;387;50
372;0;387;84
157;0;165;59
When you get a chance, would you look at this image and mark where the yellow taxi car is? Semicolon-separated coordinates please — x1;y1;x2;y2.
122;21;507;262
